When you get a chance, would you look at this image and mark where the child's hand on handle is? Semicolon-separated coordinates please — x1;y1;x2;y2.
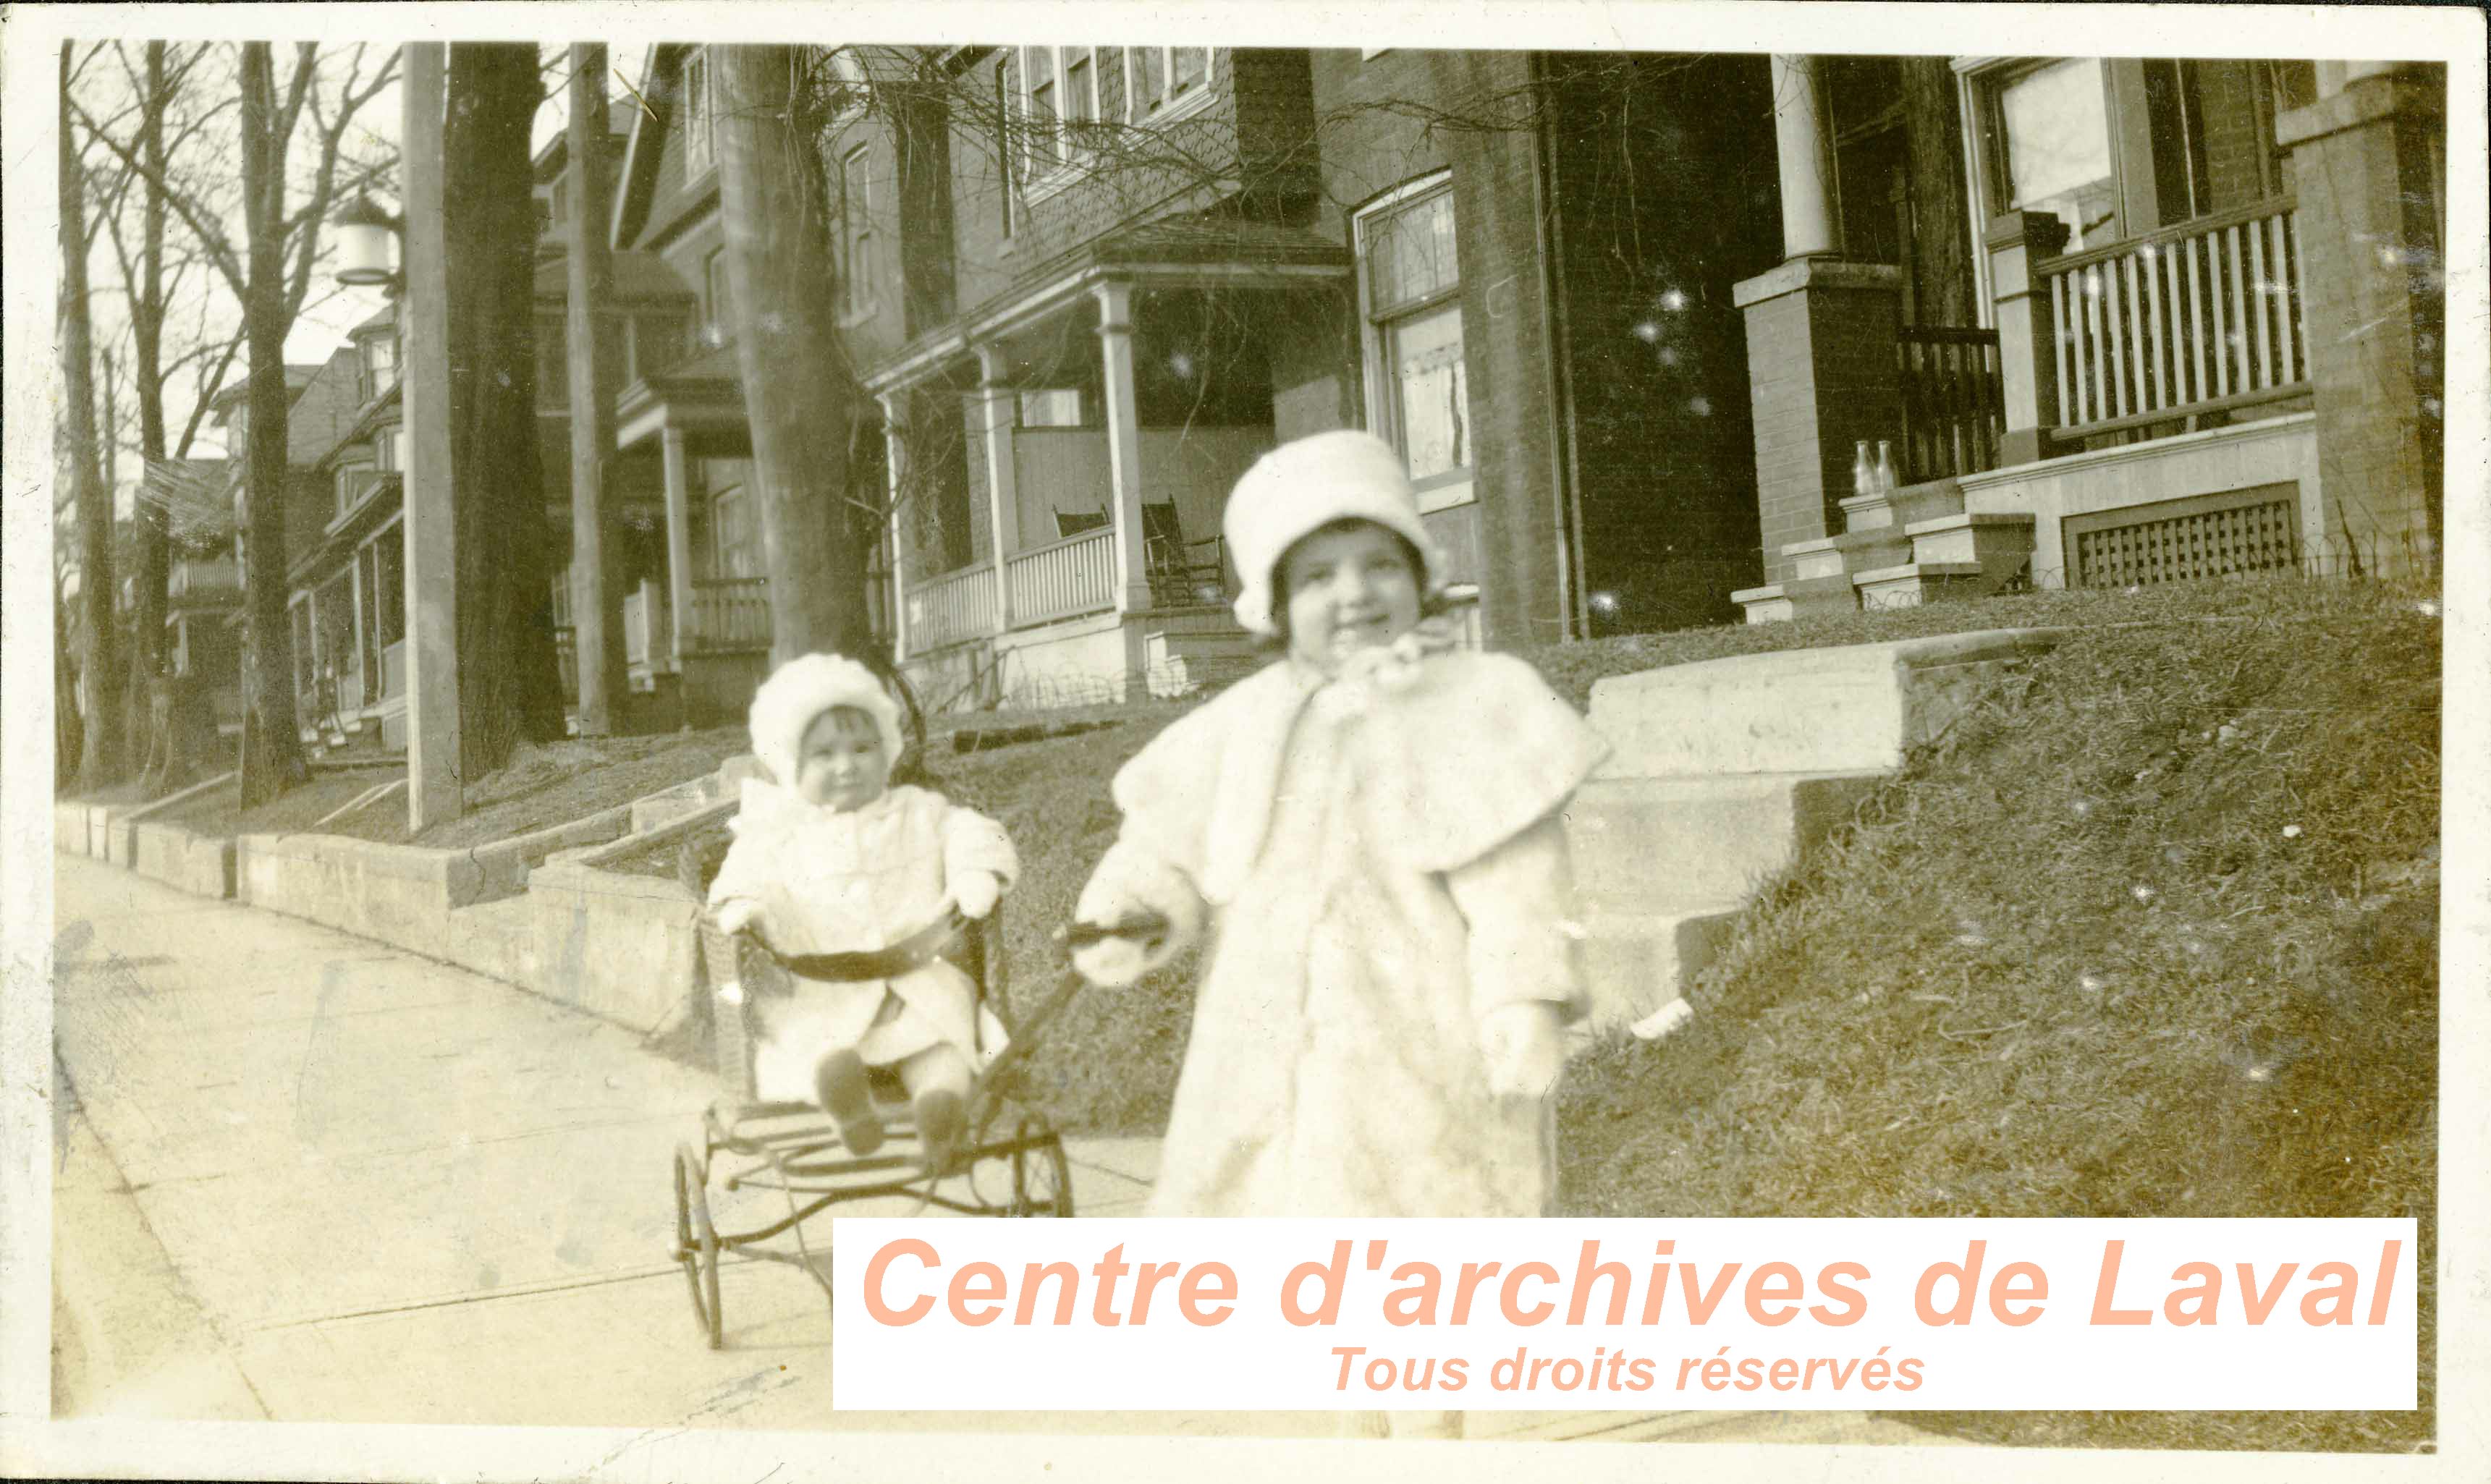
952;870;1003;920
1065;901;1176;988
1479;1000;1568;1100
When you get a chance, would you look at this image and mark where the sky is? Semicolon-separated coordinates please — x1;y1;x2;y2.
83;43;643;478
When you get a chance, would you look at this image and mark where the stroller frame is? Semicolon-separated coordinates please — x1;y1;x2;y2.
671;900;1083;1349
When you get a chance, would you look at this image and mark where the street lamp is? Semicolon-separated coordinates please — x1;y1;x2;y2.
334;194;404;292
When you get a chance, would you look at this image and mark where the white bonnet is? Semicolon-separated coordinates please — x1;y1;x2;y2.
746;652;908;789
1223;430;1445;637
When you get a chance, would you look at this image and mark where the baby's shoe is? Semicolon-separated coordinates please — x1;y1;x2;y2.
913;1089;967;1176
814;1050;884;1156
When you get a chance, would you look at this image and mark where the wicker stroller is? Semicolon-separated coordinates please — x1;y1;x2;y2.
670;900;1093;1349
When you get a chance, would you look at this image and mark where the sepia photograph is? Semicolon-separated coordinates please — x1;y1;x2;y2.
5;1;2484;1478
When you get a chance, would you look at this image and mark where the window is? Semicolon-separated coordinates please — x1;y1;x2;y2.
1356;178;1473;514
357;540;381;698
371;525;405;651
374;425;397;473
682;48;715;174
840;143;876;317
1984;59;2118;249
1125;46;1211;122
335;461;374;519
2141;60;2215;224
711;484;758;578
361;333;396;401
291;598;314;699
703;247;732;342
1018;389;1084;428
1012;46;1116;179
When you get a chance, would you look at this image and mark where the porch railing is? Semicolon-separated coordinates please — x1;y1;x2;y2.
2040;196;2306;441
687;577;771;653
554;626;578;696
905;561;998;656
1896;326;2003;483
1006;527;1117;627
167;558;240;603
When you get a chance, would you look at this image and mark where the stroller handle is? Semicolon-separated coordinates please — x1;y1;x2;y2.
1058;912;1172;954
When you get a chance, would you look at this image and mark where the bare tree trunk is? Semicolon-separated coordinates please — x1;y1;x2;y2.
125;42;177;789
445;43;562;774
63;43;123;790
566;43;627;737
235;42;308;807
714;45;874;666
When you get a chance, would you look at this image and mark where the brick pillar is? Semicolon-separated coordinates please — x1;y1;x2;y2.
1985;211;2072;467
1733;258;1904;584
2278;67;2445;576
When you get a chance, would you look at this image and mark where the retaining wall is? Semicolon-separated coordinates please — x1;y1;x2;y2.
130;823;237;900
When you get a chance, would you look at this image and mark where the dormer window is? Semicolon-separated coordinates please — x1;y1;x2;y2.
360;333;397;401
682;48;715;175
1126;47;1211;122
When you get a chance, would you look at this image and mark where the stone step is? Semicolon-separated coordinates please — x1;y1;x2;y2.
1577;903;1746;1032
1784;527;1912;583
1589;628;2065;777
1839;473;1967;534
1853;561;1992;610
1730;572;1857;624
1908;510;2037;582
1562;771;1885;915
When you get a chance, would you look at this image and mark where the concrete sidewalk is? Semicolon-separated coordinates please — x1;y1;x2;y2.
51;851;1937;1446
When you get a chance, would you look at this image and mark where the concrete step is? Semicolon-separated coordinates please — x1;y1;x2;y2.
1784;527;1913;583
1588;628;2065;778
1908;510;2037;593
1853;560;1992;610
1838;473;1967;534
1578;903;1746;1031
1562;771;1885;915
1730;572;1857;624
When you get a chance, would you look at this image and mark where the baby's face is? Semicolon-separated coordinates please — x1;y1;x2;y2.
1280;520;1422;676
795;708;891;812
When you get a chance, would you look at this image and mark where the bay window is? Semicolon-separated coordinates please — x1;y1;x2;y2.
682;48;714;174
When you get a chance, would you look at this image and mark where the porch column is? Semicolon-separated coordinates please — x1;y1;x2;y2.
1094;279;1153;614
876;391;911;663
976;344;1018;633
660;425;695;671
1769;54;1837;259
1984;211;2072;467
1733;257;1905;585
2278;64;2445;576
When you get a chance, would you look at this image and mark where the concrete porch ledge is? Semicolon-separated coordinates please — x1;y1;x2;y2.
1588;627;2069;779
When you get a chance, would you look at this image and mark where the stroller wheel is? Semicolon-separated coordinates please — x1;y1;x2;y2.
1007;1123;1075;1217
674;1143;724;1349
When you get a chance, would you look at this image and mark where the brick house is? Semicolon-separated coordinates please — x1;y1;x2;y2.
601;44;1791;712
591;44;2445;709
1729;54;2445;619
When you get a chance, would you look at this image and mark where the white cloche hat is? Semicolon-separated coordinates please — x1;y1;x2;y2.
747;653;908;789
1222;430;1446;637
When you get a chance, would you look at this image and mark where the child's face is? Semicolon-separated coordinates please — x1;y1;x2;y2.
1280;520;1422;675
795;708;891;812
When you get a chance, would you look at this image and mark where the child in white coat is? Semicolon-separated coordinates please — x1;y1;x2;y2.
709;654;1018;1173
1071;432;1607;1435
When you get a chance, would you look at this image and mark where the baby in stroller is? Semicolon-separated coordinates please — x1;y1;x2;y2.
706;653;1018;1174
